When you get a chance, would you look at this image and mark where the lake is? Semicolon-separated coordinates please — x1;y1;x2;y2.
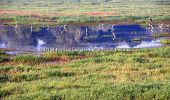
0;23;170;52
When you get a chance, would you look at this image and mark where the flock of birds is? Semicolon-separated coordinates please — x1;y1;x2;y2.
13;20;169;40
3;20;169;50
146;18;169;33
146;23;169;33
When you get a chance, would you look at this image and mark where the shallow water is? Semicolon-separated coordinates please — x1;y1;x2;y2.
0;23;170;51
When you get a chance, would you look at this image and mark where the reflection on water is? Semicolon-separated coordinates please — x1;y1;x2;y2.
0;24;169;51
133;40;162;48
37;38;46;49
0;43;7;48
116;39;162;49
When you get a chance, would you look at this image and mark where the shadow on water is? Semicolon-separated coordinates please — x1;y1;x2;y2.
0;23;170;51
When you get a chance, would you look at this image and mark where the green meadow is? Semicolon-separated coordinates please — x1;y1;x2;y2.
0;0;170;25
0;47;170;99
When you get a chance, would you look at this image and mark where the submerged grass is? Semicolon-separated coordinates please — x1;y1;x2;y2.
0;47;170;99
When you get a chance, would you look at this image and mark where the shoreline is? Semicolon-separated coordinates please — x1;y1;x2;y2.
0;15;170;26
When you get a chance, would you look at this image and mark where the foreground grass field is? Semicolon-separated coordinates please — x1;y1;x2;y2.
0;47;170;99
0;0;170;25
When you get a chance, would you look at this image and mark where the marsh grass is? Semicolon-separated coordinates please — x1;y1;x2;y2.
0;47;170;99
0;0;170;25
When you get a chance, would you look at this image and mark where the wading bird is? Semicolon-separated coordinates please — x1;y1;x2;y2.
101;23;105;29
63;24;67;32
47;24;50;30
14;22;18;34
15;22;18;29
31;24;33;33
59;25;63;34
159;23;164;32
98;23;102;30
159;23;164;29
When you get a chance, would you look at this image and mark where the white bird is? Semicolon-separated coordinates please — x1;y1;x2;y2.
150;24;154;30
146;24;152;30
31;24;33;33
14;22;18;34
101;23;105;29
111;24;115;31
15;22;18;29
150;24;154;33
98;23;102;30
158;23;164;32
63;24;67;31
151;29;154;33
159;23;164;29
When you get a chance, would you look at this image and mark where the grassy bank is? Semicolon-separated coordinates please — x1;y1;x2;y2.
0;47;170;99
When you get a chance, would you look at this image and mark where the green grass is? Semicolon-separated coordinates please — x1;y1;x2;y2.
0;47;170;99
14;54;46;64
0;0;170;25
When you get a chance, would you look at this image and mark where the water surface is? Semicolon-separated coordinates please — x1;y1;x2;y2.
0;23;169;52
